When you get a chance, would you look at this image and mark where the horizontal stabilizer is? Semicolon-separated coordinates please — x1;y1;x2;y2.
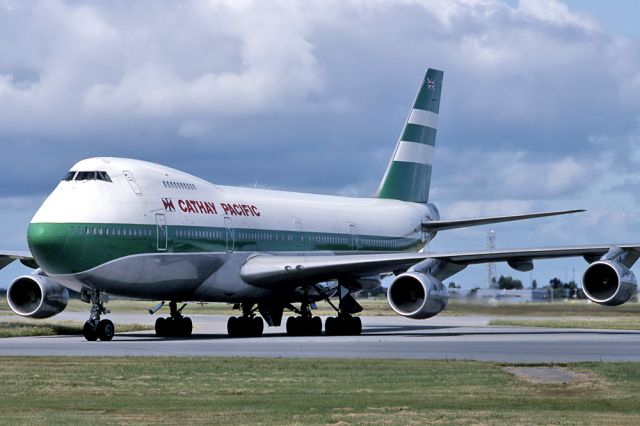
421;209;585;232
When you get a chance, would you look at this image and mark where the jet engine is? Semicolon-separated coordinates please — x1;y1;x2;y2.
6;274;69;318
387;272;448;319
582;260;637;306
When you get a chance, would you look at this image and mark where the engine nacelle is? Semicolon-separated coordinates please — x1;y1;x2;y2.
582;260;637;306
387;272;448;319
6;274;69;318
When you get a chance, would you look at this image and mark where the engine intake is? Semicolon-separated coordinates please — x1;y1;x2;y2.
6;274;69;318
387;272;448;319
582;260;637;306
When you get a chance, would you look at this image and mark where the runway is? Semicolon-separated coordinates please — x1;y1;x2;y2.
1;314;639;363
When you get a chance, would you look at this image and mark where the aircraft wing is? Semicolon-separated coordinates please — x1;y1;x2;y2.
422;209;585;232
0;250;37;270
241;244;640;287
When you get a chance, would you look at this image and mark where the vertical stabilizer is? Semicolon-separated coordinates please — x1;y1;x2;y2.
376;68;443;203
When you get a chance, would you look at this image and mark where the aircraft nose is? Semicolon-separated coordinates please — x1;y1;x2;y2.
27;223;70;274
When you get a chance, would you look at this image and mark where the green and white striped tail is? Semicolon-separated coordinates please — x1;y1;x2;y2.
376;68;443;203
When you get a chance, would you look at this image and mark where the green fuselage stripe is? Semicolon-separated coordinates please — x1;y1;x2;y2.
28;223;422;275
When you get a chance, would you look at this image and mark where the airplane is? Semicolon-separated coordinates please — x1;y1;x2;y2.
1;68;638;342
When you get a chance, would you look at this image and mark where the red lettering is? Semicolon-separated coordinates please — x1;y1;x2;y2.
240;204;250;216
178;200;188;212
251;205;260;217
233;204;243;216
204;203;214;215
207;202;218;214
187;200;197;213
162;198;175;212
221;203;231;215
196;201;206;214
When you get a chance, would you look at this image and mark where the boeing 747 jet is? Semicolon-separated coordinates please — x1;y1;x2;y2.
1;69;637;341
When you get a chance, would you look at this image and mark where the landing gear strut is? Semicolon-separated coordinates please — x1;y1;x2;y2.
227;304;264;337
82;289;114;342
285;303;322;336
155;301;193;337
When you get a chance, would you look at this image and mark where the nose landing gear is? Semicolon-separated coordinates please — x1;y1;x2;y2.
82;290;114;341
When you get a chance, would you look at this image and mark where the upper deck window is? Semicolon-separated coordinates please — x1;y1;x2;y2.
74;171;112;182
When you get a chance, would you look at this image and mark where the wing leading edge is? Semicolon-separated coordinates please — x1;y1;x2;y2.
241;244;640;288
422;209;585;232
0;251;37;270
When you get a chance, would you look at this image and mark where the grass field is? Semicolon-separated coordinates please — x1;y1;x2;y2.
4;297;640;318
0;357;639;425
490;318;640;330
0;321;152;338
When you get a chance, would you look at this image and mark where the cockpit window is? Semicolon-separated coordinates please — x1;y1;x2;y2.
62;171;76;181
96;171;112;182
74;171;112;182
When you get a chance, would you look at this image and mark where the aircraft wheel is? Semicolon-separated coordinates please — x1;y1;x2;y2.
312;316;323;335
97;319;115;341
350;316;362;335
182;317;193;336
252;316;264;337
227;316;239;337
324;317;336;336
155;317;167;337
83;321;98;341
286;316;299;336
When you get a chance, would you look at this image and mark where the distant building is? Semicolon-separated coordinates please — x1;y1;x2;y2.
472;289;553;303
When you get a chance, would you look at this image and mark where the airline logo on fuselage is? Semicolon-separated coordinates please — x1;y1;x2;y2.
162;198;261;217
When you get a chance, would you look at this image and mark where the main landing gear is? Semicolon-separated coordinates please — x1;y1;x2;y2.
227;304;264;337
285;303;322;336
313;283;363;336
155;301;193;337
325;315;362;336
82;289;114;342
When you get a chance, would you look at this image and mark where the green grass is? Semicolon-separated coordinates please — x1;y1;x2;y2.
5;297;639;318
88;298;640;318
0;321;152;338
490;318;640;330
0;357;639;424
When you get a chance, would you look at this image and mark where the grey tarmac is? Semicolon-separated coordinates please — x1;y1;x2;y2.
1;314;639;363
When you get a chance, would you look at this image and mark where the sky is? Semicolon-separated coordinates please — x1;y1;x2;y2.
1;0;640;290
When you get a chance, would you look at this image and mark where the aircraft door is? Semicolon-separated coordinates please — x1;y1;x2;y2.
155;213;168;251
123;170;142;195
224;216;234;253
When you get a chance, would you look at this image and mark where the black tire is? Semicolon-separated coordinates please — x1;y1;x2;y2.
312;316;322;335
182;317;193;336
155;317;166;337
325;317;336;336
252;316;264;337
350;316;362;335
286;316;298;336
83;321;98;341
97;319;115;341
227;316;238;337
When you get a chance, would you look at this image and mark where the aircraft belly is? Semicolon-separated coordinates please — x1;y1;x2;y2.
51;252;279;301
58;253;227;299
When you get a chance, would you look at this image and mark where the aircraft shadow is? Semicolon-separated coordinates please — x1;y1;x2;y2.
102;324;640;342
